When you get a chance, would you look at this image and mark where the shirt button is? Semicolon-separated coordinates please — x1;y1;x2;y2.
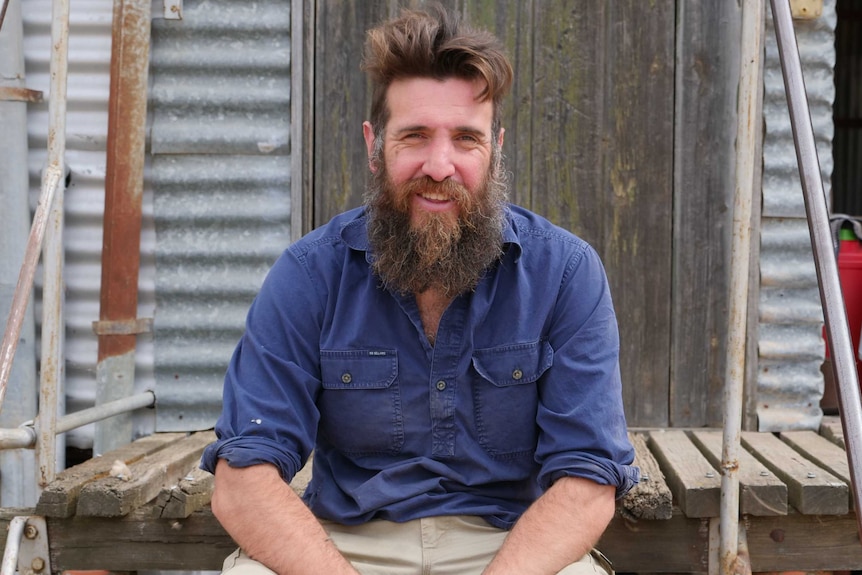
341;373;352;384
512;369;523;380
436;380;447;391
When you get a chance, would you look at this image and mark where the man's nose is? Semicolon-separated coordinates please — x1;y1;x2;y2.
421;138;456;182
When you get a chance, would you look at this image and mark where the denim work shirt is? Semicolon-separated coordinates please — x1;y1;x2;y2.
201;204;638;529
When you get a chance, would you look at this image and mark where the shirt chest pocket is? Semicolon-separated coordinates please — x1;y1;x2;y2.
319;350;403;456
471;340;554;457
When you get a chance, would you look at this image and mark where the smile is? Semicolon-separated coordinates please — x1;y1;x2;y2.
419;191;453;203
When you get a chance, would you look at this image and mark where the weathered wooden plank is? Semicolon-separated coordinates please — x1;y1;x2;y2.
3;505;859;573
1;505;712;573
600;509;710;573
532;2;676;428
620;432;673;520
689;430;787;516
780;430;852;487
153;466;214;519
36;433;188;518
670;0;742;428
76;431;216;517
41;505;234;571
648;430;720;517
746;511;862;572
820;415;846;449
742;431;848;515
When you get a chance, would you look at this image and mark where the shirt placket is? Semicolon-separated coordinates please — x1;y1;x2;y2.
428;296;467;458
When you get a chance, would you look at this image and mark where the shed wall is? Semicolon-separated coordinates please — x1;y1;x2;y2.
758;0;836;430
149;0;292;432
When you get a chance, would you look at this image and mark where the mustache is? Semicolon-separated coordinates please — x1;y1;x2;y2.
394;176;471;209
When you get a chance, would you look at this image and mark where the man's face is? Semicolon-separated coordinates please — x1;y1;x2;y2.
362;77;508;298
363;77;501;229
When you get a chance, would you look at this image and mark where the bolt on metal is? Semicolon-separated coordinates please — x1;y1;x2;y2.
23;524;38;539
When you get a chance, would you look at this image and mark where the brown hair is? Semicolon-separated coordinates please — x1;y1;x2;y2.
362;3;513;138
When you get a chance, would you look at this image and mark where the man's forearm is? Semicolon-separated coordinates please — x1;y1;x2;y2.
483;476;616;575
211;459;358;575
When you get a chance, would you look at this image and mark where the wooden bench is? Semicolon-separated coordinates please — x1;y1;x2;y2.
2;417;860;573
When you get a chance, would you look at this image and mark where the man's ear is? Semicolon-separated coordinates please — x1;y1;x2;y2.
363;121;378;173
497;127;505;149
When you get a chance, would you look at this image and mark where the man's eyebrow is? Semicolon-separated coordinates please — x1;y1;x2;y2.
392;124;489;137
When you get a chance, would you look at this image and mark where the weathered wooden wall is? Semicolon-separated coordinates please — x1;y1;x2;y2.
311;1;741;428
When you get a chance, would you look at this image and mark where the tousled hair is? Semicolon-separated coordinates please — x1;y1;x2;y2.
362;3;513;138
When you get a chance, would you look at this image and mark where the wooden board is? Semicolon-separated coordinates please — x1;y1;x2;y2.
599;509;710;573
670;0;742;429
36;433;188;518
780;430;853;487
648;430;720;517
4;506;861;573
76;431;216;517
689;429;787;516
152;466;214;519
620;432;673;520
745;511;862;572
820;415;847;448
531;1;676;428
742;431;848;515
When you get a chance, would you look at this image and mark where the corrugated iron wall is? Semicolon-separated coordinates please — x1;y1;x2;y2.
758;0;836;430
22;0;157;450
149;0;292;432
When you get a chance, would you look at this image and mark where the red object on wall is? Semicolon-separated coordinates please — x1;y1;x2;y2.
823;229;862;412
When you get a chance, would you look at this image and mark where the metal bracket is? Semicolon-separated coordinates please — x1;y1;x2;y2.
0;87;43;103
17;516;50;575
164;0;183;20
92;317;154;336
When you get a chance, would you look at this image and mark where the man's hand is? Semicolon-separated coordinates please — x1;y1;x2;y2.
211;459;359;575
482;476;616;575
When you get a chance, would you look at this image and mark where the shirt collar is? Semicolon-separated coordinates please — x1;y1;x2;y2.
340;206;523;263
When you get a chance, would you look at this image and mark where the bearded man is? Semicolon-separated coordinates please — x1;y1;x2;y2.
202;5;638;575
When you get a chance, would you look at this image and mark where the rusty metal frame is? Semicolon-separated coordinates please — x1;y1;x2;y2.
93;0;152;454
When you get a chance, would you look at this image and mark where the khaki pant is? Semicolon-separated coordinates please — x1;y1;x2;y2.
222;515;613;575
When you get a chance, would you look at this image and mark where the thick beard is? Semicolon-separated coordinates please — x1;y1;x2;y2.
365;146;508;299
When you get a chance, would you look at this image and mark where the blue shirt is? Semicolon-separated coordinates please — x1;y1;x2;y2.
201;204;638;529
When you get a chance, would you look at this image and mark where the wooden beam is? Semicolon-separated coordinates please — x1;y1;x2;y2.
742;431;848;515
648;430;721;517
745;511;862;571
76;431;215;517
781;430;853;486
690;429;787;516
36;433;187;518
820;415;846;448
621;432;673;520
152;466;213;519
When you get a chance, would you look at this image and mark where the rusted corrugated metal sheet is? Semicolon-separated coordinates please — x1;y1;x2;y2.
149;0;291;431
758;0;836;430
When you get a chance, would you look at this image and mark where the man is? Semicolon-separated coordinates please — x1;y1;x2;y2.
202;5;638;575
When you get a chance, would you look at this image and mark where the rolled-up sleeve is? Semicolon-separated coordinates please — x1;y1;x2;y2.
535;244;639;498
